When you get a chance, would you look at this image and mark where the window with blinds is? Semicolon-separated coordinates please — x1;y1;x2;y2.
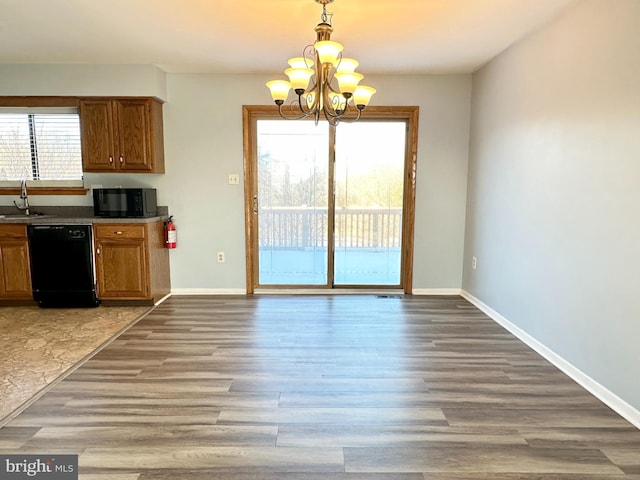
0;107;83;184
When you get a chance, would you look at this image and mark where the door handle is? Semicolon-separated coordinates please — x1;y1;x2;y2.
253;195;259;214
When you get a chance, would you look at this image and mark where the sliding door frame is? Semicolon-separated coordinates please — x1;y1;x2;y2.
242;105;419;294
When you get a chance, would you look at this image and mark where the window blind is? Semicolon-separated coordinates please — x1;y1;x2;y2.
0;110;83;182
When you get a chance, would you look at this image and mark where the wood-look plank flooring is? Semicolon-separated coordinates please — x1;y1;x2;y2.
1;295;639;479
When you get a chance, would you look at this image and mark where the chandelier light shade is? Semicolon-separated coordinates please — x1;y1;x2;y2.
266;0;376;126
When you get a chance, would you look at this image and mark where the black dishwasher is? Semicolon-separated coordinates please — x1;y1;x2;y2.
27;224;100;308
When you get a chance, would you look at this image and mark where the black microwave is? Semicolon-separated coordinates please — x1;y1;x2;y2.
92;188;158;218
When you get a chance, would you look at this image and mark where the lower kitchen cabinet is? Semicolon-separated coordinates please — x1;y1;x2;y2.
0;224;32;300
94;221;170;304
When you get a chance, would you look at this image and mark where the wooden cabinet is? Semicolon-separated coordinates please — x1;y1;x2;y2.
0;224;32;299
94;222;170;304
79;98;165;173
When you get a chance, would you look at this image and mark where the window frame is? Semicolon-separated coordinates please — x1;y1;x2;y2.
0;96;87;196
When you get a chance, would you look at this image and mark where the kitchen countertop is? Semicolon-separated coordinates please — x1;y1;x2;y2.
0;206;169;224
0;215;167;224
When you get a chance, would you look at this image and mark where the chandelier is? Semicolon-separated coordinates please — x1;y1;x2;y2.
266;0;376;126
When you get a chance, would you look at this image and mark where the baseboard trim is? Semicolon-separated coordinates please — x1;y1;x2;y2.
461;289;640;430
412;288;462;296
154;293;172;306
172;288;461;296
171;288;247;295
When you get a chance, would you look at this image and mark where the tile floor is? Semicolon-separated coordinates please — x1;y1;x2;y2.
0;305;150;425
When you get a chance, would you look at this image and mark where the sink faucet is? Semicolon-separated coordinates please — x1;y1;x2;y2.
14;179;30;216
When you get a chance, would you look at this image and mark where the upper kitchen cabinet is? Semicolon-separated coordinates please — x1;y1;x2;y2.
79;98;165;173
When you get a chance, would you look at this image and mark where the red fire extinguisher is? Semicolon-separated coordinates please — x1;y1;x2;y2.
164;216;177;249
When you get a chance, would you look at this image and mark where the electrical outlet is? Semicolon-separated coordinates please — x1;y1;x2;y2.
217;251;225;263
228;174;240;185
472;256;477;270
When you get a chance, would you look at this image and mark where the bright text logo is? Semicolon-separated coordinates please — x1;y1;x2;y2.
0;455;77;480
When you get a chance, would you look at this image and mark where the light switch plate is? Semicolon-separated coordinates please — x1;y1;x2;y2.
228;174;240;185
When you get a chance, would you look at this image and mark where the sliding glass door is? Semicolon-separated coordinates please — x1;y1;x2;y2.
243;106;418;292
256;120;330;285
334;122;406;285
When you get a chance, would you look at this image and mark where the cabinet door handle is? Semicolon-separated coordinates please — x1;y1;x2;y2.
115;231;123;235
119;156;124;164
108;156;113;164
96;247;101;255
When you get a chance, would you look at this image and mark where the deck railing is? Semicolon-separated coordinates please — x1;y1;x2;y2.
259;207;402;249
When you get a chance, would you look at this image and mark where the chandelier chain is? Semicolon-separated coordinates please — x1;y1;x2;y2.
320;4;333;25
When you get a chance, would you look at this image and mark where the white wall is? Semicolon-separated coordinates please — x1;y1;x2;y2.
0;65;472;292
464;0;640;413
0;64;167;99
161;73;472;292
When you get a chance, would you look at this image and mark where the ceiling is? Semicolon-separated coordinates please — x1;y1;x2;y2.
0;0;578;75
